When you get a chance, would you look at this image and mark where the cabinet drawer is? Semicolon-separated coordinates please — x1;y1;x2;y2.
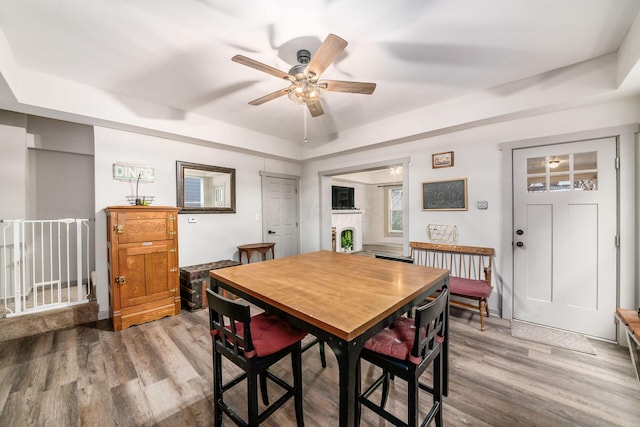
113;210;177;243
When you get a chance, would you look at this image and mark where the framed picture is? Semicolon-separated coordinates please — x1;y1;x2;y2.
422;178;467;211
432;151;454;168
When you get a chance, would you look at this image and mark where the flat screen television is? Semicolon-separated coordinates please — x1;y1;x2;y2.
332;186;355;210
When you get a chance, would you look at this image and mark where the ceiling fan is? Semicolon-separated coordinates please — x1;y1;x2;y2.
232;34;376;117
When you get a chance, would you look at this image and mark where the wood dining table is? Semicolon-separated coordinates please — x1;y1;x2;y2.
210;250;450;427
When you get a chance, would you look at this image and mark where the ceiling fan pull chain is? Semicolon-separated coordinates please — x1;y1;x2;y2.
303;108;308;143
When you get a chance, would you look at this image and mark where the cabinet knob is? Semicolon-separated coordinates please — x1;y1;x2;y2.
169;216;176;221
115;276;126;285
113;225;124;234
169;248;176;253
170;268;178;273
168;231;177;236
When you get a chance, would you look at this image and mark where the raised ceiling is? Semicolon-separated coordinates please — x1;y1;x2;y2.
0;0;639;159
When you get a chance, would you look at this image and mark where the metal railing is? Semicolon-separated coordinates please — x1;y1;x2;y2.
1;218;92;316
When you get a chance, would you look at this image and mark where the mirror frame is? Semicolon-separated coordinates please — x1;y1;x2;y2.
176;161;236;214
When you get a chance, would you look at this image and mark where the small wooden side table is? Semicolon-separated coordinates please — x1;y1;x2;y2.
237;242;276;264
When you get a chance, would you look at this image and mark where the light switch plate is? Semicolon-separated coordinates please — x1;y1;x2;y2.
188;216;197;223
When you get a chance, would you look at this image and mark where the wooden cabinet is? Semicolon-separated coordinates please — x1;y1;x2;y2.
106;206;180;331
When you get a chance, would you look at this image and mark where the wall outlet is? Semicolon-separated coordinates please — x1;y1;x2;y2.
477;200;489;210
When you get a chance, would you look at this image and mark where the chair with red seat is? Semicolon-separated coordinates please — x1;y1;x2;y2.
206;289;307;427
357;288;448;427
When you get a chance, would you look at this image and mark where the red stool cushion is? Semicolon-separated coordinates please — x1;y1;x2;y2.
449;276;491;298
365;317;420;363
365;316;444;364
230;312;307;358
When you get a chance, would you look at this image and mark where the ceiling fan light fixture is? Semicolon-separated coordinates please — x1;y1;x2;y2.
287;80;321;105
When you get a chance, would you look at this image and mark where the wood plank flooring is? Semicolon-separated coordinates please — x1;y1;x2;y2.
0;306;638;426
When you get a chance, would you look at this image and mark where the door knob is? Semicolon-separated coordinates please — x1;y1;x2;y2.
516;241;524;247
516;229;524;235
268;230;276;234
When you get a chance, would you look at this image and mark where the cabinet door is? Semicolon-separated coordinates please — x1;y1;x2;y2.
116;211;176;244
118;243;176;308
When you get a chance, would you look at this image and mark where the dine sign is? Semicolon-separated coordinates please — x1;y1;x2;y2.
112;163;155;182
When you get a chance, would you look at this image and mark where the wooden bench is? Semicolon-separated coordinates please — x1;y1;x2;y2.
615;308;640;385
410;241;495;330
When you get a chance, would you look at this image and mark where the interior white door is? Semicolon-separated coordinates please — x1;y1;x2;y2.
262;175;299;259
513;138;617;340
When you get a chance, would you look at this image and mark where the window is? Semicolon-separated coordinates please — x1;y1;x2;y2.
388;187;403;233
526;151;597;193
184;176;203;207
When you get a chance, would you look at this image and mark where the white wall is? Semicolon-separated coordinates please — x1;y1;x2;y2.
27;115;94;156
93;126;301;319
301;96;640;315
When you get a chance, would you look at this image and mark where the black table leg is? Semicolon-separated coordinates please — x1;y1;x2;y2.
327;338;364;427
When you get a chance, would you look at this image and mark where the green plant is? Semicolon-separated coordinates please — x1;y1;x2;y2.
341;229;353;249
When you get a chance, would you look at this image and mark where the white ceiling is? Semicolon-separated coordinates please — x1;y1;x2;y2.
1;0;639;154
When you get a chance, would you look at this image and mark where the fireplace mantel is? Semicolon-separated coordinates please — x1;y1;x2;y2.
332;210;364;214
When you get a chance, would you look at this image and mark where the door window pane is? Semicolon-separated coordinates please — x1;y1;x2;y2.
574;151;597;171
574;173;597;191
549;175;571;191
527;176;546;192
549;154;570;172
527;157;546;174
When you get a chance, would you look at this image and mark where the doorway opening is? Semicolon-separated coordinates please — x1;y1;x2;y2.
319;157;410;257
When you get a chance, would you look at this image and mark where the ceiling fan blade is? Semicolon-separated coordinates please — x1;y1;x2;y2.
307;100;324;117
232;55;292;81
248;88;289;106
322;80;376;95
305;34;347;80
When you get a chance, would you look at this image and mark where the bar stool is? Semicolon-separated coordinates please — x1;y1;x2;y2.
357;288;448;427
206;289;307;426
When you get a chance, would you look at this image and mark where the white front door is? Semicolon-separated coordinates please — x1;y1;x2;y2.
262;175;299;259
513;138;617;340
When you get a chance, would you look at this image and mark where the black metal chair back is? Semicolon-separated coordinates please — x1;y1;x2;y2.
358;288;448;427
206;289;306;427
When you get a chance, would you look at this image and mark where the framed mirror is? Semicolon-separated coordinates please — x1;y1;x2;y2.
176;161;236;213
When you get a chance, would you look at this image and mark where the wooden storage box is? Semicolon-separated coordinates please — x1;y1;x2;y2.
180;260;241;311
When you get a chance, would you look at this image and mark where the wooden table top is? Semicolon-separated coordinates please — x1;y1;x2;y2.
210;250;449;341
237;242;275;250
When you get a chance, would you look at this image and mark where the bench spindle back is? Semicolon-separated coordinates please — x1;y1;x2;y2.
410;242;494;284
410;241;495;330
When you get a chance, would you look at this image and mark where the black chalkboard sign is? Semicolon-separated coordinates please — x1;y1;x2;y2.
422;178;468;211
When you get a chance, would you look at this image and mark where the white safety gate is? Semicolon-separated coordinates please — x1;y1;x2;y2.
0;218;92;316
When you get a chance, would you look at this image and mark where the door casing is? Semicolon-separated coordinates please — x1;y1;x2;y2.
500;124;637;338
